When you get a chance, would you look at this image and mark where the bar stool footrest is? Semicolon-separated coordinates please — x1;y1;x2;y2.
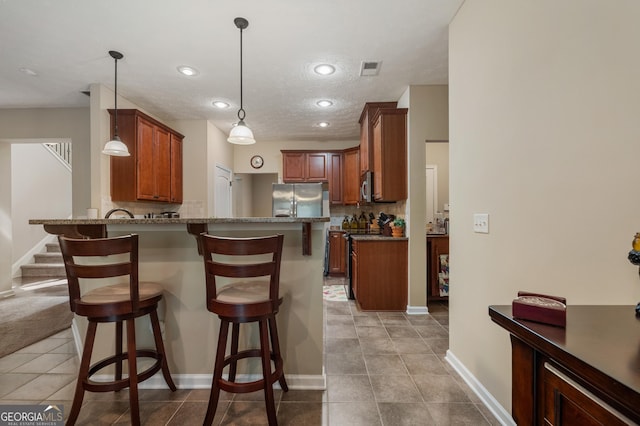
84;349;164;393
218;349;285;394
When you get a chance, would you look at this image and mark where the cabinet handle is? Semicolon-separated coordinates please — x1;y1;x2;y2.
153;195;159;199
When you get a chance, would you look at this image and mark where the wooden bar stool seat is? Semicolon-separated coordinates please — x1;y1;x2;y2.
58;234;176;426
198;234;288;426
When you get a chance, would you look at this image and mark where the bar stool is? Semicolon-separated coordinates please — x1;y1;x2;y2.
58;234;176;426
198;234;288;426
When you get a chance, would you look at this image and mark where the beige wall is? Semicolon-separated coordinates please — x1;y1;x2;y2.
449;0;640;413
0;108;90;216
399;85;449;310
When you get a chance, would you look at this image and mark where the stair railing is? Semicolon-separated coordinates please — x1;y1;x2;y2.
43;141;72;170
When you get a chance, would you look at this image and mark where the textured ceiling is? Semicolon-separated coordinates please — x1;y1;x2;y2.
0;0;462;142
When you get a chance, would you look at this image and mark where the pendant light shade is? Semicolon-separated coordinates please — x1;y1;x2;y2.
103;50;130;156
228;17;256;145
228;120;255;145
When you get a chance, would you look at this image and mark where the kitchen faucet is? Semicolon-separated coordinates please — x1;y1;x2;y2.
104;208;134;218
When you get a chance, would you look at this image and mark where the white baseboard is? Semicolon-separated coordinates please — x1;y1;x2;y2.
445;349;515;426
0;289;16;299
406;305;429;315
93;373;327;391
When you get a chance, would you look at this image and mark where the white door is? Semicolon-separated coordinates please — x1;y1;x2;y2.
426;165;438;224
214;164;232;218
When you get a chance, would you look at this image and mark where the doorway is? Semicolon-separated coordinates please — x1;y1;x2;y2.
214;164;232;218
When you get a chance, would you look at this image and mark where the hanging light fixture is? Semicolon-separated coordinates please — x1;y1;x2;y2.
102;50;130;156
227;17;256;145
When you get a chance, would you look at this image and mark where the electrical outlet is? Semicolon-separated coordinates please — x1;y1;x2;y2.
473;213;489;233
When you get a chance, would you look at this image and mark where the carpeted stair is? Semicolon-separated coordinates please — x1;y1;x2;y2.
20;242;66;278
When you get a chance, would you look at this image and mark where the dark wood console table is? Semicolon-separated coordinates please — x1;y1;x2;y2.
489;305;640;425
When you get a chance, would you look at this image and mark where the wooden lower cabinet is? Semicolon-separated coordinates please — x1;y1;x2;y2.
352;238;407;311
490;306;640;426
328;231;346;276
427;235;449;300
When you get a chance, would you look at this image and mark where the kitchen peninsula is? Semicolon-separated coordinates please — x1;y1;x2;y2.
30;217;329;389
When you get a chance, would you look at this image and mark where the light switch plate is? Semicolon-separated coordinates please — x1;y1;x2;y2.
473;213;489;233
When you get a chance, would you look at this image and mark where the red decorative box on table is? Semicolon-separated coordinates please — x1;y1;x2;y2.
512;291;567;327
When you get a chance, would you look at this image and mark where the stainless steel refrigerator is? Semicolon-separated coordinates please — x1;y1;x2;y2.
272;183;323;217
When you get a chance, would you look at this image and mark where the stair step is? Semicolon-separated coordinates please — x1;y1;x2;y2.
34;252;63;264
21;263;66;278
46;243;61;253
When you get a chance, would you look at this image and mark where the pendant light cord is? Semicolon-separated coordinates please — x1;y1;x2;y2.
114;55;119;136
238;25;245;122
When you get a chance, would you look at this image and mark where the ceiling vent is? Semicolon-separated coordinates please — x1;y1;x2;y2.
360;61;381;76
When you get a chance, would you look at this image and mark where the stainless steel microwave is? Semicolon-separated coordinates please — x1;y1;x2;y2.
360;171;372;203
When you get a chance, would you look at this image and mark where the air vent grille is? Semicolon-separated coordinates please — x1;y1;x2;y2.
360;61;381;76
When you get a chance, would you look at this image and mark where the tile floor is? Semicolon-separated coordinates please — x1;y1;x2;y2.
0;279;499;425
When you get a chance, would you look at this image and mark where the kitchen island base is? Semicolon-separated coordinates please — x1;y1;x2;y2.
32;219;328;390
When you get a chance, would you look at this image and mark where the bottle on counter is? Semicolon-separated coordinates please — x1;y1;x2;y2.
358;212;367;234
342;216;350;231
351;214;359;234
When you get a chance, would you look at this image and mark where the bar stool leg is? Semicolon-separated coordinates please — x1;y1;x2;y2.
228;323;240;382
149;310;177;391
204;319;230;426
259;319;278;425
126;318;140;426
115;321;123;383
268;316;288;392
67;321;98;425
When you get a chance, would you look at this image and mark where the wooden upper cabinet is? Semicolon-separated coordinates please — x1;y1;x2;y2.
281;151;328;182
372;108;408;202
307;152;329;181
170;134;183;203
109;109;184;203
359;102;397;173
282;152;306;182
328;152;343;205
343;147;360;205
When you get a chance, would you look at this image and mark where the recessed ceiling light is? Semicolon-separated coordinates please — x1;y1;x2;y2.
177;66;199;76
316;100;333;108
212;100;230;109
318;122;330;128
314;64;335;75
19;67;38;76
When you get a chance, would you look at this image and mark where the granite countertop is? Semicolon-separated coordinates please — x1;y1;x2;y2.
29;217;330;225
426;233;448;237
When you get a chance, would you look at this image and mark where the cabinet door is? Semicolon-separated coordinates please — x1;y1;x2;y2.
307;153;328;181
328;153;343;204
351;242;359;298
136;117;157;200
155;126;171;202
359;113;370;173
372;119;383;200
328;231;346;275
282;153;306;182
170;133;183;203
372;109;407;201
543;363;629;426
343;148;360;205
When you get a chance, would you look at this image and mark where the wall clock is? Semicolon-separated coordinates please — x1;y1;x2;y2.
250;155;264;169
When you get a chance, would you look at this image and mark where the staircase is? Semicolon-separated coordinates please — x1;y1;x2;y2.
20;242;66;278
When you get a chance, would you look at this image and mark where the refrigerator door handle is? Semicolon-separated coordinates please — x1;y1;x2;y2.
292;199;297;217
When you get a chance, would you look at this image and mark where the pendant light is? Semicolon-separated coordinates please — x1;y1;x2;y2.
227;17;256;145
102;50;130;156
